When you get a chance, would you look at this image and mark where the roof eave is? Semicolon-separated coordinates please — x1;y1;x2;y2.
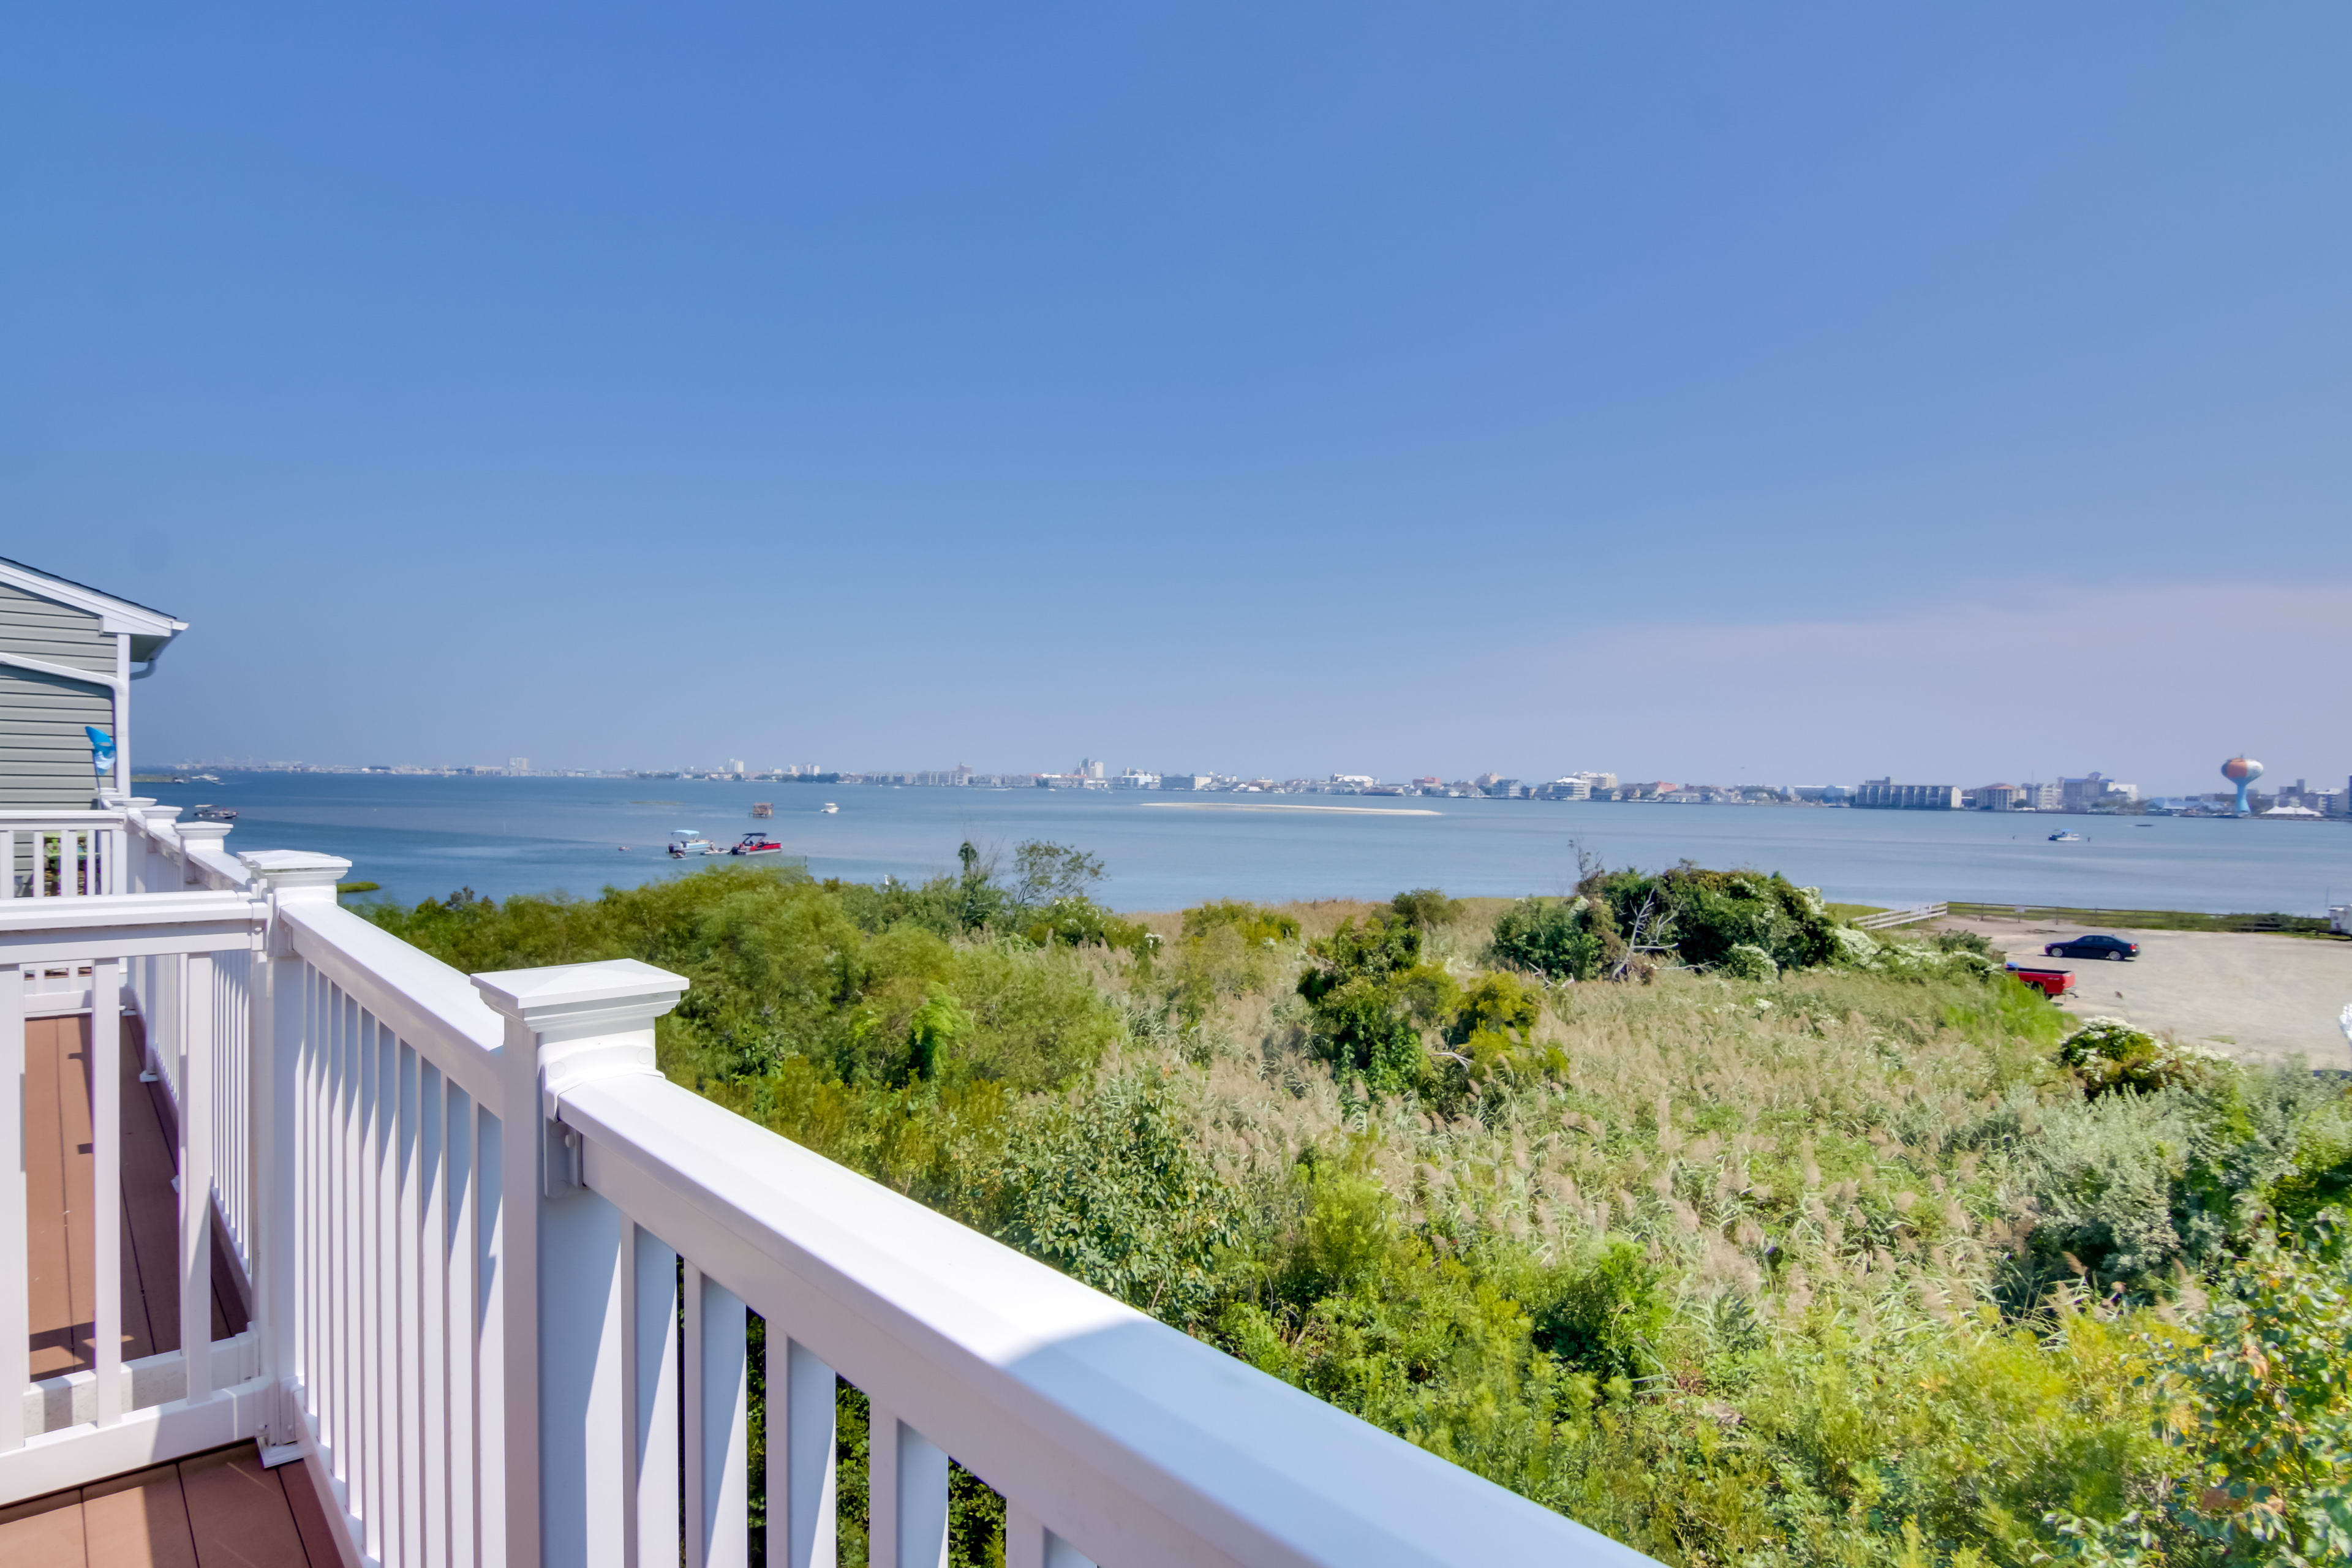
0;556;187;643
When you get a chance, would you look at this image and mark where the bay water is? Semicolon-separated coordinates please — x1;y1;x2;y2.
143;774;2352;916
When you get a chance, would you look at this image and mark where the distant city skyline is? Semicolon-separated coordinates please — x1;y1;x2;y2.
156;752;2346;810
9;10;2348;796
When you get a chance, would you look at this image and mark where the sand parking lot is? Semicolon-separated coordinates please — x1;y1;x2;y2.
1943;916;2352;1070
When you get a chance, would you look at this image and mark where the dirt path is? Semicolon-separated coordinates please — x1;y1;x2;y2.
1937;916;2352;1069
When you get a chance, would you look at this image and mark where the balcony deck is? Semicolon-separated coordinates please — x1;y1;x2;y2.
0;1442;337;1567
23;1013;243;1379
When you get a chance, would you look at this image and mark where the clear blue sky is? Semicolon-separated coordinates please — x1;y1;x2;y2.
6;7;2346;793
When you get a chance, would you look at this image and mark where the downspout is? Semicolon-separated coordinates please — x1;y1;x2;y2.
115;633;130;796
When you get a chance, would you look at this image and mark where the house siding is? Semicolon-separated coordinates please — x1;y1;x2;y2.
0;580;118;674
0;584;117;810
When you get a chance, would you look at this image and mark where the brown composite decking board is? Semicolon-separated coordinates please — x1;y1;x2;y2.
0;1444;332;1568
21;1013;243;1381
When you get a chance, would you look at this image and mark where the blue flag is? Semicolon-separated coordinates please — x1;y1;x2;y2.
86;725;115;777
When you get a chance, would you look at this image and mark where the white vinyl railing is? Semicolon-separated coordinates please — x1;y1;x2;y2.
1855;901;1950;930
0;811;128;899
0;887;271;1490
0;810;1642;1568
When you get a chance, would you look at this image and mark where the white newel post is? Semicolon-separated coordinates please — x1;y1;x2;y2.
472;959;687;1568
131;807;182;1023
175;821;233;888
97;796;152;894
239;851;351;1450
132;804;179;897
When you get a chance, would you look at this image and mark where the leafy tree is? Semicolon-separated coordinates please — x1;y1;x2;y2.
1011;840;1105;911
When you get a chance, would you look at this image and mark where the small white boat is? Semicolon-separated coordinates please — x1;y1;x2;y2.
2047;830;2082;842
668;831;723;858
820;802;839;815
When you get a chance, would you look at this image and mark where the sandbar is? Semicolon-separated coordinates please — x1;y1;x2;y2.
1141;802;1441;816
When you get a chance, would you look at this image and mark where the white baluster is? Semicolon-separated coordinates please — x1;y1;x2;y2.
181;951;215;1403
771;1338;837;1568
0;962;26;1452
696;1272;750;1568
630;1227;680;1566
419;1064;448;1568
870;1404;949;1568
1005;1502;1097;1568
93;958;124;1425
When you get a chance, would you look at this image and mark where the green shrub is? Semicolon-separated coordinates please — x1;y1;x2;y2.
1580;865;1841;973
986;1073;1240;1330
1719;943;1777;982
1388;888;1467;930
2060;1017;2231;1098
947;940;1123;1091
1017;894;1150;953
1490;895;1618;981
1525;1237;1668;1382
2269;1087;2352;1234
1296;914;1460;1091
1179;900;1301;946
1168;901;1298;1025
2158;1214;2352;1566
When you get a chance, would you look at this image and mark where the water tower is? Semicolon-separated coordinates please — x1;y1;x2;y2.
2222;755;2263;816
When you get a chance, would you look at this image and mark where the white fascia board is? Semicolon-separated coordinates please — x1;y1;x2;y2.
0;558;187;641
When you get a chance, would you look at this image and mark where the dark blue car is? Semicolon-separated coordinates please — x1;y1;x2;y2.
2044;933;2139;960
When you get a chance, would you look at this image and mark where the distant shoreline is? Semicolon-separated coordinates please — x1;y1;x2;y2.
1142;802;1441;816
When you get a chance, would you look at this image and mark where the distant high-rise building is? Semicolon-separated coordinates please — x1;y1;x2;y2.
1077;758;1106;780
2059;772;2136;811
509;756;529;773
726;758;746;775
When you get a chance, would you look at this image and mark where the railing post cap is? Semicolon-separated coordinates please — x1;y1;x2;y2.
239;850;353;895
470;958;688;1031
135;804;183;823
176;821;235;843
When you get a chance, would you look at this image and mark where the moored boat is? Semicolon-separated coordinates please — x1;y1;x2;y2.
731;832;785;855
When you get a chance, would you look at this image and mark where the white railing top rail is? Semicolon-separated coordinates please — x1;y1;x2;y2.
562;1072;1632;1568
0;888;263;944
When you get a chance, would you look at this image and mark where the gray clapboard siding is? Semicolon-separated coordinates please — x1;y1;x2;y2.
0;664;112;810
0;579;117;674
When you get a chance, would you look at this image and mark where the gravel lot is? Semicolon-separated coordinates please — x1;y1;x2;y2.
1940;916;2352;1070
